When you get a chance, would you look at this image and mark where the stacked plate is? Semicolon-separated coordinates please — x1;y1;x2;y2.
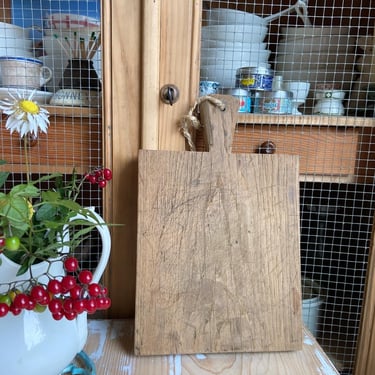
274;26;357;93
200;9;271;87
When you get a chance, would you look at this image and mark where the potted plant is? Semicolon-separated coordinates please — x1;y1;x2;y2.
0;91;112;375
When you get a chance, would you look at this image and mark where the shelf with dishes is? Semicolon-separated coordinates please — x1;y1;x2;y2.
200;7;375;118
196;95;374;184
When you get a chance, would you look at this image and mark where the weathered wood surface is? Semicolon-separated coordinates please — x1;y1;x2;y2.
135;96;302;355
85;319;340;375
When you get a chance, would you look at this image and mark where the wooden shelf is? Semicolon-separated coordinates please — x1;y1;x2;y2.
38;105;101;118
84;319;340;375
236;113;375;128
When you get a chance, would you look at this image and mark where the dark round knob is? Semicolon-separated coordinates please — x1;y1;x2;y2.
258;141;276;154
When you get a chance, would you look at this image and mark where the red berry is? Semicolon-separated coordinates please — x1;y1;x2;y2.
96;296;111;310
98;179;107;188
88;283;101;297
10;305;22;316
64;311;77;320
52;311;64;321
73;299;86;314
95;169;103;179
84;298;97;314
30;285;48;303
48;279;62;295
103;168;112;181
78;270;93;285
87;174;97;184
39;293;51;306
64;256;79;272
63;298;75;313
61;275;77;292
13;293;29;310
26;298;36;311
70;285;83;300
0;303;9;317
0;238;5;247
48;299;63;314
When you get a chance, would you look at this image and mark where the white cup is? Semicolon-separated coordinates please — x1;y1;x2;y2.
0;56;53;90
313;98;345;116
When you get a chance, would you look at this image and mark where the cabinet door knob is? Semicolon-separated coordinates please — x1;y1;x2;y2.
160;84;180;105
258;141;276;154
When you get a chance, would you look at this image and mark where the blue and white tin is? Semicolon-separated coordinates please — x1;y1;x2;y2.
257;90;293;114
236;66;274;91
220;88;251;113
199;80;220;96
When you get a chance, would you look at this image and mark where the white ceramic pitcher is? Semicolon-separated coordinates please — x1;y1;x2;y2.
0;207;111;375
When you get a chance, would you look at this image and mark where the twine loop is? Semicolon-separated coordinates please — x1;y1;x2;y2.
178;95;225;151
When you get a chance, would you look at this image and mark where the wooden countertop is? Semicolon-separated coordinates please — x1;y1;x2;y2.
84;319;340;374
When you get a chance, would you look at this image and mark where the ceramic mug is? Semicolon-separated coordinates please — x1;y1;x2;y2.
0;56;53;90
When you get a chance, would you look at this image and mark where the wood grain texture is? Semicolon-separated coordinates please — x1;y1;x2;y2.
0;115;100;173
102;0;141;318
135;96;302;355
158;0;202;151
354;210;375;375
85;319;339;375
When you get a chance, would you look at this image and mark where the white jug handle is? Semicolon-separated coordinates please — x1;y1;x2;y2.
73;206;111;283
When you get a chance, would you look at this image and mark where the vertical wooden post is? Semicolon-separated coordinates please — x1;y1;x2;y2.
142;0;161;150
354;222;375;375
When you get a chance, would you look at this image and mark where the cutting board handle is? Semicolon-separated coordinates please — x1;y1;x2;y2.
199;94;239;155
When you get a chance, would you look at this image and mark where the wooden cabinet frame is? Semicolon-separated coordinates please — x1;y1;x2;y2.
103;1;375;372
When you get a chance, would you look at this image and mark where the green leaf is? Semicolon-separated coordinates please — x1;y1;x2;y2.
0;195;30;231
40;190;61;202
32;173;63;185
35;203;61;222
10;184;40;198
0;172;9;189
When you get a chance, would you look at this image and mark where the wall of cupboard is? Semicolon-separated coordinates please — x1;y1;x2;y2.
2;0;375;374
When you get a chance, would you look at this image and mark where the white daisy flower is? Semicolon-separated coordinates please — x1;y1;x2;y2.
0;90;50;138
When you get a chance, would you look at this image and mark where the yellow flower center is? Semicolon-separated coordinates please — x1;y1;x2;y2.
19;100;39;114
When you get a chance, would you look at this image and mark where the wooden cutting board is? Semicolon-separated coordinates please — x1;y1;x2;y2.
135;95;302;356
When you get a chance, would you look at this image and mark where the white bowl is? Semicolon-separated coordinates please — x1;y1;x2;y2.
201;24;268;43
0;22;29;39
281;26;350;41
313;98;345;115
201;39;267;50
0;37;32;50
200;65;237;87
0;48;33;58
274;52;356;66
201;47;271;61
204;8;266;26
45;13;100;29
276;36;356;54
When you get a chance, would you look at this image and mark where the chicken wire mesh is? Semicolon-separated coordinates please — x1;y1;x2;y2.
200;1;375;373
0;0;103;274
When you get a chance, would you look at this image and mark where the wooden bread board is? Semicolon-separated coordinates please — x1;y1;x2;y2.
135;95;302;355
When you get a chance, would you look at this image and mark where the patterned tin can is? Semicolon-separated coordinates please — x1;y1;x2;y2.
236;66;274;91
257;90;293;114
220;88;251;113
